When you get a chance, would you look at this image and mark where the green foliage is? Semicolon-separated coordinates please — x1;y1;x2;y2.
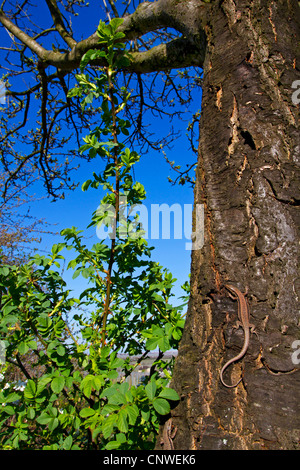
0;18;188;450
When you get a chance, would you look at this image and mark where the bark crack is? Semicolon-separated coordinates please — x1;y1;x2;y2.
222;0;238;32
245;2;296;126
227;94;240;158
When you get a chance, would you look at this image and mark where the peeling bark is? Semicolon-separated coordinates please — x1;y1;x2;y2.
162;0;300;451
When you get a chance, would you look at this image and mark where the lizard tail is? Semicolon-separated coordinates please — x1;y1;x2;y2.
220;362;243;388
219;334;249;388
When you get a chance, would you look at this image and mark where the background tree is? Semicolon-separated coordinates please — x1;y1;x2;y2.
0;174;49;265
0;0;299;450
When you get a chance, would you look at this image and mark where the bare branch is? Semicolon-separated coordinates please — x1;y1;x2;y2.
0;92;30;144
0;10;48;58
107;0;119;18
0;1;204;202
128;37;202;73
1;1;205;73
45;0;77;48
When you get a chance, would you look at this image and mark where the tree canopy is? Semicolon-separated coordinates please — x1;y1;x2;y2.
0;0;204;202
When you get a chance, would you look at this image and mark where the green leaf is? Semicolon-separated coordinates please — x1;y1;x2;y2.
48;417;59;432
72;269;81;279
157;335;170;352
125;404;139;425
2;305;16;316
80;49;106;70
79;408;95;418
158;388;180;401
51;376;65;394
24;380;37;399
3;405;15;415
37;376;52;395
117;408;128;433
105;440;121;450
37;410;59;432
110;355;124;369
145;381;156;401
102;414;116;439
37;412;52;425
141;409;150;422
62;435;73;450
51;243;65;255
145;336;159;351
0;266;9;276
27;340;37;350
5;392;21;403
110;17;124;32
80;374;101;398
18;341;29;355
153;398;170;415
27;408;35;420
82;179;92;191
67;86;81;98
57;345;66;356
101;404;120;415
37;315;52;332
93;375;104;391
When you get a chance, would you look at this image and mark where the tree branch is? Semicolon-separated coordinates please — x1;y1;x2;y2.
6;354;33;380
0;10;48;59
0;1;205;73
120;0;167;39
127;37;203;73
107;0;119;18
45;0;77;48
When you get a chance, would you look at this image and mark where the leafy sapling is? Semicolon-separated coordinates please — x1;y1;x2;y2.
0;19;188;450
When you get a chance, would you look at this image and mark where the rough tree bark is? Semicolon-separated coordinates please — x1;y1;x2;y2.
160;0;300;451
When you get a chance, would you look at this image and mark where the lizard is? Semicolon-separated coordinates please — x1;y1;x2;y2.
220;284;255;388
161;417;177;450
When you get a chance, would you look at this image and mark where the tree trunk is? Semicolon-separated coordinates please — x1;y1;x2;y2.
159;0;300;450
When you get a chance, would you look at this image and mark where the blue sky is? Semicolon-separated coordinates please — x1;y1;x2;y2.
0;1;202;304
